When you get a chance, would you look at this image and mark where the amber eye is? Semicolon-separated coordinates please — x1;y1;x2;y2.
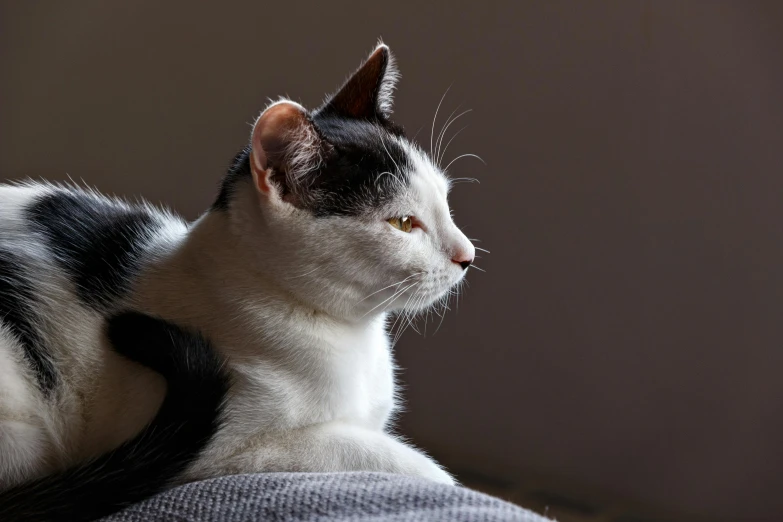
388;216;413;233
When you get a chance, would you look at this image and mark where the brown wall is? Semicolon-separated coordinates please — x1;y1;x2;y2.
3;1;782;520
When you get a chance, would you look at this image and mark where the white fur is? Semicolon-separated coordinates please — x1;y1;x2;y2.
374;42;399;118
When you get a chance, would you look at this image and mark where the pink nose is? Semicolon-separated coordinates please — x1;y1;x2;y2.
452;254;473;270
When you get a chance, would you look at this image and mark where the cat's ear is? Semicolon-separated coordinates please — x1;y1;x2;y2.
250;100;322;199
320;42;399;121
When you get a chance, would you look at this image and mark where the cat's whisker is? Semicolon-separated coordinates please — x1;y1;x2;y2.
375;171;394;191
439;125;469;166
391;285;425;344
434;297;449;335
444;153;486;173
384;280;421;308
406;289;429;336
392;287;421;326
383;281;421;315
394;311;414;344
422;302;432;336
450;177;480;185
359;272;424;303
436;109;472;166
430;85;452;157
468;265;486;273
379;136;401;176
388;313;406;344
411;124;426;142
453;279;466;314
389;306;411;345
423;293;438;336
434;104;464;163
363;281;418;318
475;247;490;254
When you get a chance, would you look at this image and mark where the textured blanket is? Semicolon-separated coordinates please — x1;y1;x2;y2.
101;472;549;521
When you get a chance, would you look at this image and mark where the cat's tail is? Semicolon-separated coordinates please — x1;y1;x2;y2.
0;312;230;522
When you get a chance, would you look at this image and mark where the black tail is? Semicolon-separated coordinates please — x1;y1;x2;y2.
0;312;230;522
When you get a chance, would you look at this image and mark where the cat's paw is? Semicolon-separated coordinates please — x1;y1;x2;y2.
384;440;456;486
404;451;456;486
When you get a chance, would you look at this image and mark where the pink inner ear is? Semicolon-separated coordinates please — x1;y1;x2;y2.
249;101;323;198
250;102;310;174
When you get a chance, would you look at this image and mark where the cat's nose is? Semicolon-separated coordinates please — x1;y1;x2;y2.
451;232;475;271
452;254;473;270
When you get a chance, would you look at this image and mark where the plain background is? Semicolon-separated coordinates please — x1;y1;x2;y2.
2;1;782;520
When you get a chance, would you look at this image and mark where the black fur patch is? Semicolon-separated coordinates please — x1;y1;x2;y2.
27;191;163;310
0;249;57;393
306;115;411;217
0;311;230;521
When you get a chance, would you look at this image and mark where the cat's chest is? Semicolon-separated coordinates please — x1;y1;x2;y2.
319;325;394;422
229;319;396;432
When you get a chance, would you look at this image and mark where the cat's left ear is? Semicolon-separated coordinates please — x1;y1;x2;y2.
319;42;399;121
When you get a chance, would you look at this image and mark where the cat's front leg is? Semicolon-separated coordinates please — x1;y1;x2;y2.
314;423;456;486
203;422;455;486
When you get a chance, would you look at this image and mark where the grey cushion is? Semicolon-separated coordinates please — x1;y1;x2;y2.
101;472;549;521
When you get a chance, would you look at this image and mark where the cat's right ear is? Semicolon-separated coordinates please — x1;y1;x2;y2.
250;100;322;200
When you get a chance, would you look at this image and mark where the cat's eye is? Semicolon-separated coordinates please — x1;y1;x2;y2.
388;216;413;233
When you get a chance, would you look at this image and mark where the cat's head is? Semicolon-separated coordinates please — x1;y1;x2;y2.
215;43;474;321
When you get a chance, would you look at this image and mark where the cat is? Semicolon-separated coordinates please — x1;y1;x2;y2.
0;42;475;520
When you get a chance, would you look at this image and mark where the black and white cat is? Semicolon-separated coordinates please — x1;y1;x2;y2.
0;43;475;520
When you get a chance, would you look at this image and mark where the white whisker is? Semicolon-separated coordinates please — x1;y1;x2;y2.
392;284;426;344
363;281;418;318
439;125;469;166
389;286;420;343
444;153;486;172
383;281;420;313
436;109;472;165
411;124;426;142
434;296;449;334
360;272;423;302
434;104;463;163
379;135;400;175
430;85;452;157
407;290;427;335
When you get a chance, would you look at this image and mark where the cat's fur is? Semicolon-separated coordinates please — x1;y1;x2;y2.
0;43;475;519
